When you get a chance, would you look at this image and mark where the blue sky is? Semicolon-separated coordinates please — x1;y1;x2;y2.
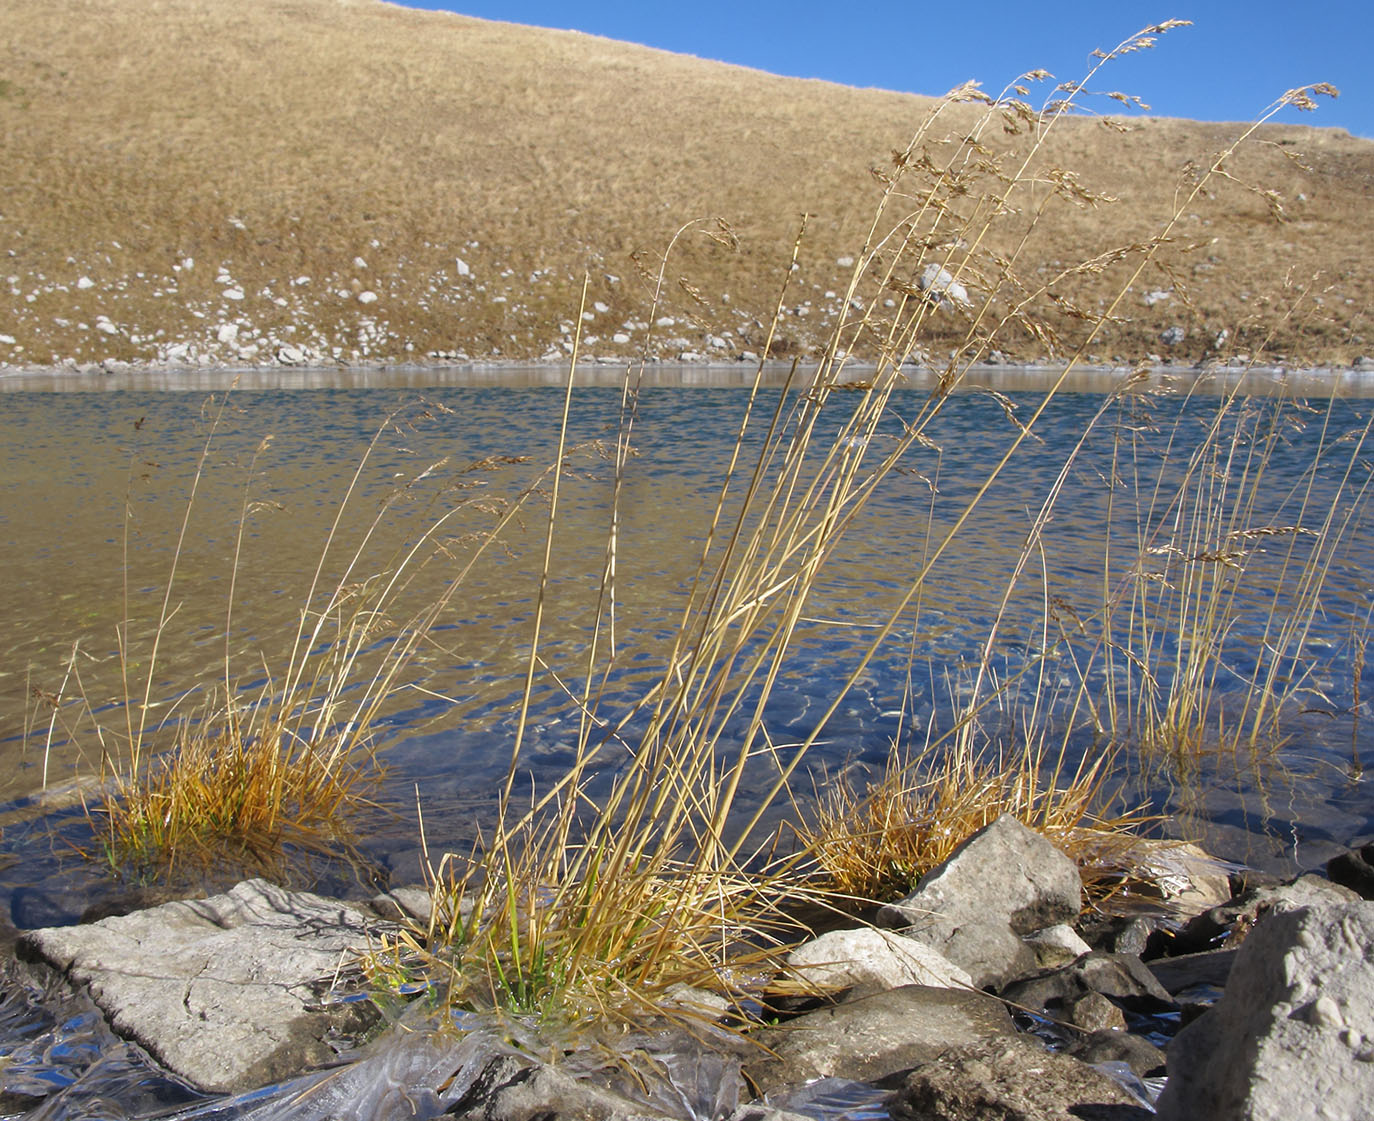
396;1;1369;138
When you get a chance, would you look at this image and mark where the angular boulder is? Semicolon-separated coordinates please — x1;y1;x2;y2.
19;878;393;1093
875;815;1082;987
1001;951;1175;1017
1156;901;1374;1120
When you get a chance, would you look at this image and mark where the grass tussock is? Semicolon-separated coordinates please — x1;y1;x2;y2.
795;742;1157;909
58;391;570;881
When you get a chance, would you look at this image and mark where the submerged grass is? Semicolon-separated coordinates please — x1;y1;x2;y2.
45;25;1372;1039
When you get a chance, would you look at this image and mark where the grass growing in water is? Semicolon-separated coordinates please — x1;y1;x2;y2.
51;27;1368;1034
386;31;1364;1026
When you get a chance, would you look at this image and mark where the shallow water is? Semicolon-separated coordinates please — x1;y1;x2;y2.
0;365;1371;923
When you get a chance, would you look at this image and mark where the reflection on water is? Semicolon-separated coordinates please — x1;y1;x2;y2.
0;369;1371;912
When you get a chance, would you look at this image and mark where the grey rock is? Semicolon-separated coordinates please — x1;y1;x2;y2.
1023;923;1091;968
783;927;972;998
19;878;394;1093
1068;1029;1167;1078
876;815;1082;988
1001;952;1175;1016
1156;901;1374;1121
1064;991;1127;1033
746;984;1015;1095
888;1034;1152;1121
1160;325;1186;346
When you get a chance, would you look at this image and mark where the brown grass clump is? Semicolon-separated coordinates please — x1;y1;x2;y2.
94;706;380;880
795;742;1156;909
64;390;569;881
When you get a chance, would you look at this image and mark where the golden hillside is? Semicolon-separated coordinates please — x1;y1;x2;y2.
1;0;1370;368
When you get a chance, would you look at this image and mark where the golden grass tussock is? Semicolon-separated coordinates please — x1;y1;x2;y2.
794;741;1158;910
33;17;1373;1033
0;0;1370;369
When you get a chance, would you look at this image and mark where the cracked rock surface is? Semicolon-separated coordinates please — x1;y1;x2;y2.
18;878;391;1093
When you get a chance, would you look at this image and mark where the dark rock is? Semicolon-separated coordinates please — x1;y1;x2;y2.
1156;901;1374;1121
746;984;1016;1096
10;885;83;929
1068;1029;1167;1078
18;878;395;1093
1079;913;1168;958
1001;952;1175;1017
1172;872;1361;954
1146;948;1235;995
888;1034;1153;1121
1064;991;1126;1033
875;816;1082;988
1327;841;1374;899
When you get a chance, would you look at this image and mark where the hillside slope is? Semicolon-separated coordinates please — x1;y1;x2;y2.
1;0;1370;369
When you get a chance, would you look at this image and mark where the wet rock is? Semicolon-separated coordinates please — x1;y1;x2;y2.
1068;1029;1166;1078
876;816;1082;988
10;885;83;929
783;927;972;999
18;878;394;1093
1000;952;1175;1018
1156;901;1374;1120
1327;840;1374;899
1079;913;1166;957
888;1034;1152;1121
746;984;1016;1096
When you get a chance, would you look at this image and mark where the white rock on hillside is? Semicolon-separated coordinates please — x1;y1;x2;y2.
918;263;972;310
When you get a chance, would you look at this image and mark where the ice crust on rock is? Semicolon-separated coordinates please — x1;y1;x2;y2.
19;879;395;1093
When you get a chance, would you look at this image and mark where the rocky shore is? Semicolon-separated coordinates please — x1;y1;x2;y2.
2;816;1371;1120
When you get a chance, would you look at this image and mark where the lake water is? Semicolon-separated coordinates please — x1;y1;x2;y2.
1;364;1372;927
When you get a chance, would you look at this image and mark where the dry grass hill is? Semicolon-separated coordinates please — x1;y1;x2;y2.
1;0;1370;370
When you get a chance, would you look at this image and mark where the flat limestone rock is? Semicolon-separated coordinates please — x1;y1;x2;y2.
19;878;393;1093
784;927;973;997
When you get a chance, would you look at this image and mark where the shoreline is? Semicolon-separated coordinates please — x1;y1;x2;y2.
4;358;1374;396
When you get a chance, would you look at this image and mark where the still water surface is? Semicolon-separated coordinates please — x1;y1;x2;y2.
1;366;1371;921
